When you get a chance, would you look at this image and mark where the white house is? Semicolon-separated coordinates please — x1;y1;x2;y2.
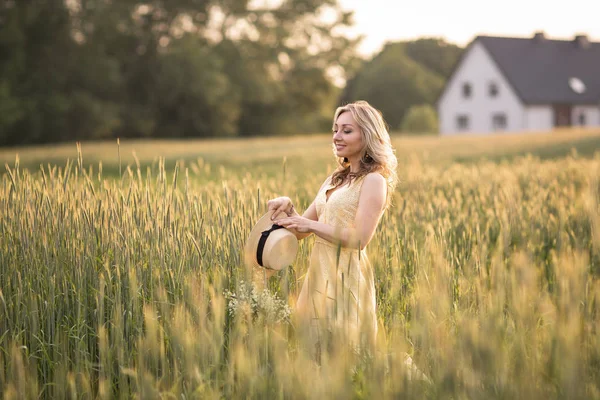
437;32;600;135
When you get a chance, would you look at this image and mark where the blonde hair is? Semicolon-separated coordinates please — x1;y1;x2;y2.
330;100;398;206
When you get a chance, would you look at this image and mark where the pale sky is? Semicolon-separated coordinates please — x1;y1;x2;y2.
338;0;600;56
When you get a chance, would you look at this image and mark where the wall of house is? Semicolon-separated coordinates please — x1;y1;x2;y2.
437;41;524;135
523;105;600;130
572;105;600;127
524;106;553;131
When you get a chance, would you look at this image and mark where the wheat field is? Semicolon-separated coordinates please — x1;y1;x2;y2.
1;129;600;399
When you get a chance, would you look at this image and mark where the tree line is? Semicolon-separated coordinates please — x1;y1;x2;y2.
342;39;463;132
0;0;462;146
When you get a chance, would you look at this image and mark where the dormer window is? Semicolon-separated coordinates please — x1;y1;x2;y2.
489;82;499;97
462;83;472;98
569;77;586;94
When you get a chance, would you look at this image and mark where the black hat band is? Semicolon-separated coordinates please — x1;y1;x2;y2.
256;224;284;269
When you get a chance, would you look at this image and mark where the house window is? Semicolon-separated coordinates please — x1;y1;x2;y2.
489;82;499;97
578;113;586;126
462;83;472;98
456;115;470;131
492;113;507;131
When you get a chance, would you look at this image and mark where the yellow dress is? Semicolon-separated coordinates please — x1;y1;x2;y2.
295;175;378;352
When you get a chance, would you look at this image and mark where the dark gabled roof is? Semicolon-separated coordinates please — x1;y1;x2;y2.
477;35;600;104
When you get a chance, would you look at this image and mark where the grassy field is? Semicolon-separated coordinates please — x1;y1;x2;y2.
3;127;600;176
1;128;600;398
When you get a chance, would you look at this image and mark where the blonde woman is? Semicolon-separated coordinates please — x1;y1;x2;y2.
270;100;398;354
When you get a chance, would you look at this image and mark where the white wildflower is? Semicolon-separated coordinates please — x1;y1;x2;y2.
223;280;291;325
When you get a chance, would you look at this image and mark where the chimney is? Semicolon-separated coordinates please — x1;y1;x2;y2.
574;34;590;49
532;31;546;43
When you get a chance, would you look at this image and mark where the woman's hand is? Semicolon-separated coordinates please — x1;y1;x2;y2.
267;196;295;220
277;216;314;233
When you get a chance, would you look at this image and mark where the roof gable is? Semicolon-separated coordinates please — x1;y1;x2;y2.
477;35;600;104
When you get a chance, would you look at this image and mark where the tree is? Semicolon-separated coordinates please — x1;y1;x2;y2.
340;38;463;130
0;0;76;144
404;38;463;78
154;36;240;138
0;0;359;145
212;1;360;136
65;0;360;137
340;43;444;129
400;104;438;134
68;0;215;138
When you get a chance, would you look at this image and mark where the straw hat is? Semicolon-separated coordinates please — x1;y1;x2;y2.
244;210;298;272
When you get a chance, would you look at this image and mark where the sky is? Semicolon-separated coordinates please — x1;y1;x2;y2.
338;0;600;56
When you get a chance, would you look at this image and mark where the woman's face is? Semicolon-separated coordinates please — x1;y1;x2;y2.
332;111;364;160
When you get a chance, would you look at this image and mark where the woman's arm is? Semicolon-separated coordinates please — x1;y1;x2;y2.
278;173;387;250
268;176;331;240
288;202;317;240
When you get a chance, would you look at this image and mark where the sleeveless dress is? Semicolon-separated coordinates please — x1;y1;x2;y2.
295;175;378;352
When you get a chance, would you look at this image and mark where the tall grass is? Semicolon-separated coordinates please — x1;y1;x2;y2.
1;141;600;398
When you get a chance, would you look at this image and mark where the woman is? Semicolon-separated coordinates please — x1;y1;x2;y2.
269;100;398;354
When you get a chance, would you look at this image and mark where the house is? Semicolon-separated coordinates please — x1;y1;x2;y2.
437;32;600;135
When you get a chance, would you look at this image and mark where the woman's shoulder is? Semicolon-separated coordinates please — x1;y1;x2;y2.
357;172;387;196
360;172;386;186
